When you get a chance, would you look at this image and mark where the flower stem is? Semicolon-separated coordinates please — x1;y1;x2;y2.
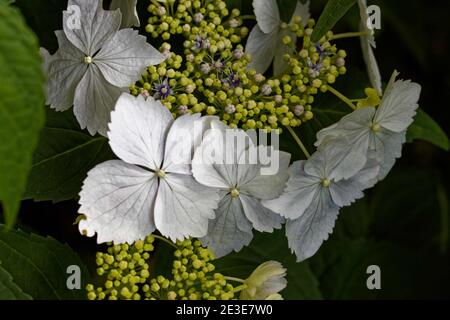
330;31;371;40
239;15;256;20
327;86;357;110
232;284;248;293
223;276;246;284
286;126;311;159
152;234;178;249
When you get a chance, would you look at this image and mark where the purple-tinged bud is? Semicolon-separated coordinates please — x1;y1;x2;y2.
225;104;236;114
274;95;283;103
200;63;211;74
178;105;189;114
157;6;166;16
186;54;195;62
294;105;305;116
254;73;264;82
233;49;244;59
261;84;272;95
194;13;204;23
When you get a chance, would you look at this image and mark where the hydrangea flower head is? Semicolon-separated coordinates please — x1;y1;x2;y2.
79;93;220;243
40;0;165;135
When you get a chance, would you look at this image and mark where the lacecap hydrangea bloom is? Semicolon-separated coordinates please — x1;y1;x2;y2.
79;93;220;243
40;0;165;135
192;120;290;257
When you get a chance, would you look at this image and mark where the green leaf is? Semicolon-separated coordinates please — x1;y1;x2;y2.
0;263;32;300
0;224;90;299
311;0;357;42
407;109;449;151
24;109;115;202
215;229;322;299
0;3;45;226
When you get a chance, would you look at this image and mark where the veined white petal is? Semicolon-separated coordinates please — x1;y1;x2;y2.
286;188;340;262
73;64;124;136
108;93;173;170
262;161;319;219
253;0;281;34
240;194;283;233
164;115;218;175
78;160;158;244
110;0;140;28
329;158;379;207
40;31;87;111
314;108;376;180
154;173;219;241
246;26;279;74
241;149;291;200
95;29;166;87
374;73;421;132
369;128;406;180
192;123;250;188
201;194;253;258
63;0;121;56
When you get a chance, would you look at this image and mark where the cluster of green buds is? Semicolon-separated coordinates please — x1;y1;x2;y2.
86;237;237;300
133;0;347;132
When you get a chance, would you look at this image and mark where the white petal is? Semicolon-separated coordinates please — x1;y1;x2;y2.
246;26;279;74
78;160;157;244
63;0;121;56
41;31;87;111
253;0;281;34
154;173;219;241
201;194;253;258
110;0;140;28
164;115;218;175
241;149;291;200
286;188;340;262
313;108;375;180
273;30;295;76
240;194;283;232
192;124;246;188
369;129;406;180
74;64;124;136
262;161;319;219
291;0;311;26
374;73;422;132
108;93;173;170
329;158;379;207
95;29;166;87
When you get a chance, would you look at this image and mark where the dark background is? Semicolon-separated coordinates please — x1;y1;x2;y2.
5;0;450;299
